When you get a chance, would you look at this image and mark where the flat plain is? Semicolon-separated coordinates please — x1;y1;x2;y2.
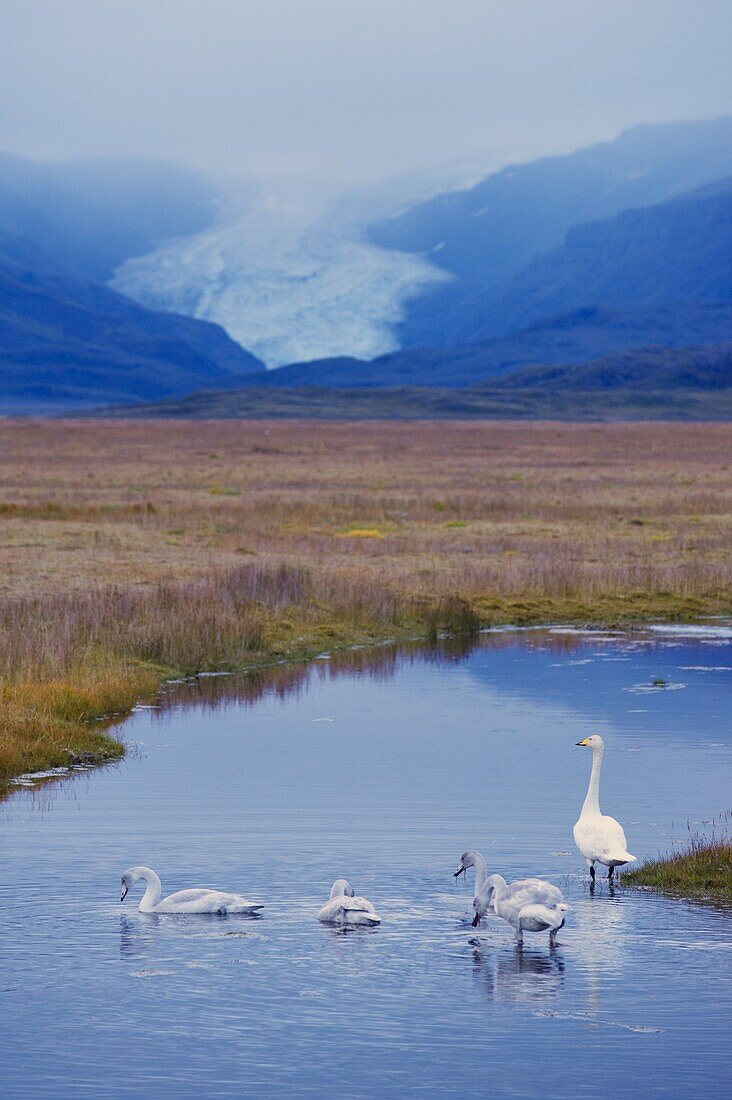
0;418;729;788
3;418;730;600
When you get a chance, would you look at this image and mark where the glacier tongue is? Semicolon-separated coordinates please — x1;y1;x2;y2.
110;187;449;368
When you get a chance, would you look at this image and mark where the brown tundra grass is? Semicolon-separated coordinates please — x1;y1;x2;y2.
0;418;729;790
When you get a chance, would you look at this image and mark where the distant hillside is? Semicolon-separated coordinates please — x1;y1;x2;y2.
245;302;732;389
91;342;732;421
0;153;217;281
0;252;264;412
488;342;732;391
464;179;732;342
370;116;732;347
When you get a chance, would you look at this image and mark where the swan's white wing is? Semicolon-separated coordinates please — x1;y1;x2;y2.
575;814;634;862
318;898;345;922
350;895;377;914
575;816;615;860
573;817;597;859
156;889;215;910
516;904;554;932
157;889;262;914
220;896;264;914
317;897;380;925
598;815;635;860
503;878;563;911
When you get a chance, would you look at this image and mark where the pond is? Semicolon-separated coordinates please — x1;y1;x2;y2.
1;626;731;1098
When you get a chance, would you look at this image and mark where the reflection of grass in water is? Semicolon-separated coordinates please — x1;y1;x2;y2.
623;813;732;902
0;568;487;792
1;420;730;791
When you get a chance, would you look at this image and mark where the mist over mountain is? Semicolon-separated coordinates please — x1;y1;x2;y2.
371;116;732;347
111;178;452;368
0;151;273;410
0;153;217;281
1;117;731;413
107;117;732;375
229;150;732;392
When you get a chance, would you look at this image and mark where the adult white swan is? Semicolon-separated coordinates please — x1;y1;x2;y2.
574;734;636;881
317;878;381;926
120;866;264;915
454;852;566;943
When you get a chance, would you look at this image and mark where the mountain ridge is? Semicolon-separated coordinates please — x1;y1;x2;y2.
0;152;217;281
0;251;265;412
370;116;732;347
241;301;732;389
461;177;732;342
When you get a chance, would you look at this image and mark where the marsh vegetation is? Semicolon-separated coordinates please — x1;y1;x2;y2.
623;815;732;902
0;419;729;789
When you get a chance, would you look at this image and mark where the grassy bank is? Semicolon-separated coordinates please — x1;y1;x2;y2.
623;820;732;902
0;564;478;791
0;420;729;792
0;566;727;794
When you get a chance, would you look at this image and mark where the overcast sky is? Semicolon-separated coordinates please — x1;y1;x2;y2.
2;0;731;186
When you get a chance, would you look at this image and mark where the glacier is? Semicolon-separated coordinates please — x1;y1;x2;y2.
110;183;450;368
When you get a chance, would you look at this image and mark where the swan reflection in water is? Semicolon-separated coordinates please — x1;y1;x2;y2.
468;890;632;1020
470;939;565;1006
119;914;160;958
119;911;236;959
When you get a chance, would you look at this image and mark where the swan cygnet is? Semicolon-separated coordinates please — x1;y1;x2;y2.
574;735;636;881
454;853;567;944
482;874;569;946
317;878;381;926
511;901;571;946
120;866;264;915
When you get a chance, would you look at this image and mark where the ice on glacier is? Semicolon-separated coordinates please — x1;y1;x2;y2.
110;183;450;368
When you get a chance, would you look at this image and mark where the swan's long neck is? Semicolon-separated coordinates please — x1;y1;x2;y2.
485;874;508;911
138;870;162;912
330;879;354;900
470;852;488;893
581;746;603;816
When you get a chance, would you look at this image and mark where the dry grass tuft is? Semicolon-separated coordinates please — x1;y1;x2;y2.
0;419;729;790
623;815;732;902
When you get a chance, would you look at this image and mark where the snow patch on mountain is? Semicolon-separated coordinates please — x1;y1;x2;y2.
111;188;450;367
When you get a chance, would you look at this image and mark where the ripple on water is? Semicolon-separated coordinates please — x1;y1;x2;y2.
0;627;730;1098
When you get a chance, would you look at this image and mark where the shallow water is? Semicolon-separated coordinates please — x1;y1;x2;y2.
1;627;731;1098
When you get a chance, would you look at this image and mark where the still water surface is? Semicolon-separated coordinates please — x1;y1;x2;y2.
1;627;731;1098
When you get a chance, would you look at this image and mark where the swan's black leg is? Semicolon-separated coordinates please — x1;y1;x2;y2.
589;865;595;882
607;866;614;881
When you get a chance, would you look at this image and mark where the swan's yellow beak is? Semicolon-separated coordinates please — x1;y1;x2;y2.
576;738;591;746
